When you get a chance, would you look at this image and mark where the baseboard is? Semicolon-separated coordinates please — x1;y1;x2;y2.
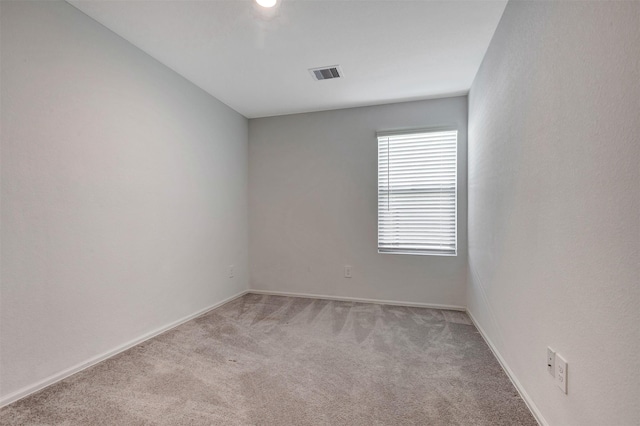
248;289;466;311
466;309;548;426
4;286;539;426
0;289;249;408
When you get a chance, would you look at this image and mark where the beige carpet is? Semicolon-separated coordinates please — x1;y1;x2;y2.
1;294;537;425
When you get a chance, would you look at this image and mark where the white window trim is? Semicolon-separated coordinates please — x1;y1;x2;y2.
377;126;458;256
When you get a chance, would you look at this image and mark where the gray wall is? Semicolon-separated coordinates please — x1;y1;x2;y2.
249;97;467;307
468;2;639;425
0;1;248;401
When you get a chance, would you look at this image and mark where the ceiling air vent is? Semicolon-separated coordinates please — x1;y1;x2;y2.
309;65;343;81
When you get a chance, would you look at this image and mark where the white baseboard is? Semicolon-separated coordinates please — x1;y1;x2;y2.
466;309;548;426
0;290;249;408
3;287;541;426
248;289;466;311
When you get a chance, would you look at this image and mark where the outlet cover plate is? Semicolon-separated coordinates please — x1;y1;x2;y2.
555;353;567;394
344;265;352;278
547;347;556;377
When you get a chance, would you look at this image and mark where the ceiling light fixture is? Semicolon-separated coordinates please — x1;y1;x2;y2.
256;0;277;8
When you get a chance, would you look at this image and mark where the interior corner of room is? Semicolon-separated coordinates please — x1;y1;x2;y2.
1;0;638;425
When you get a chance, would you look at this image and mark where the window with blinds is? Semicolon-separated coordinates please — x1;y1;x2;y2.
378;129;457;256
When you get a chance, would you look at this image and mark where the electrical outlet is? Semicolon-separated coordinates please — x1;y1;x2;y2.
555;353;568;394
228;265;234;278
344;265;352;278
547;347;556;377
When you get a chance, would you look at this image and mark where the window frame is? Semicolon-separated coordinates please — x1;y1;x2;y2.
377;126;458;256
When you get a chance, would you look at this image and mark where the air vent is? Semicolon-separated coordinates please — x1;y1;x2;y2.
309;65;343;81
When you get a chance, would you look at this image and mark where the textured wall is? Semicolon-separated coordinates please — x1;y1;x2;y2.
468;2;639;425
1;1;248;400
249;97;467;307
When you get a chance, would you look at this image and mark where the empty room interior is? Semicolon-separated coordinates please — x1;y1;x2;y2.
1;0;638;425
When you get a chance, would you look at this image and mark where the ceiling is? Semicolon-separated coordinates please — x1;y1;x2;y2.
68;0;507;118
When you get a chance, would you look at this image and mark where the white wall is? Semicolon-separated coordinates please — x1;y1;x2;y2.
0;1;248;402
468;2;639;425
249;97;467;307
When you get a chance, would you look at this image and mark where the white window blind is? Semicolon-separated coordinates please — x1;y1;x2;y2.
378;129;457;256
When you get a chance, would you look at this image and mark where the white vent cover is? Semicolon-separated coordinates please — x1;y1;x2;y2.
309;65;343;81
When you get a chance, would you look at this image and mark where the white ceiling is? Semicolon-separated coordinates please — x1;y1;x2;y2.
68;0;507;118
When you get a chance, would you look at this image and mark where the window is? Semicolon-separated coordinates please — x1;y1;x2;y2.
378;128;457;256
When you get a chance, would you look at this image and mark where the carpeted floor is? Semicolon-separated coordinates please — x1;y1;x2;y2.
1;294;537;425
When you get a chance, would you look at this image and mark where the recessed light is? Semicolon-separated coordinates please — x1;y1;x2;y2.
256;0;277;8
